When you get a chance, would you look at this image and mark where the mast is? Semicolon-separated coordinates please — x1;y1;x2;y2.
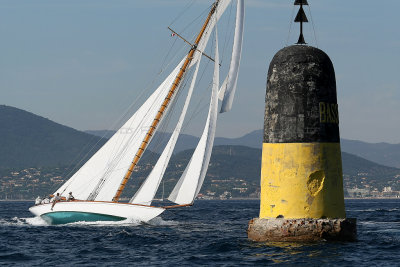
112;1;220;202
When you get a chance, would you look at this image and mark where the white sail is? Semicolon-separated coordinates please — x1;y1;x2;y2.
130;56;204;206
219;0;245;113
55;58;186;201
168;24;220;205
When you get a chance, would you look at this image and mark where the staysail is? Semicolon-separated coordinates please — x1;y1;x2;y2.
168;21;220;205
55;58;186;201
219;0;244;113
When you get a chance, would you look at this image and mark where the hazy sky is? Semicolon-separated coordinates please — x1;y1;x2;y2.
1;0;399;143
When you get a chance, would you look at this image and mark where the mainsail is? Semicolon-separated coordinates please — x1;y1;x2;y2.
168;21;221;205
55;58;185;201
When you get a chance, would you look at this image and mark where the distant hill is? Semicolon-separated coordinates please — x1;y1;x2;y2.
0;105;106;168
341;139;400;168
88;129;400;168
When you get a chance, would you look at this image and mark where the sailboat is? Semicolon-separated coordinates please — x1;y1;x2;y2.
29;0;245;225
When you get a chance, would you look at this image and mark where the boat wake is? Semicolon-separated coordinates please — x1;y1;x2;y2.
0;216;48;226
0;216;177;227
148;216;179;226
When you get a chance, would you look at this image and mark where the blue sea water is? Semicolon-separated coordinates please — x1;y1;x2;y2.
0;199;399;266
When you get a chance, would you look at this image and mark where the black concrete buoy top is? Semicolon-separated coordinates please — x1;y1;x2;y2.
264;45;339;144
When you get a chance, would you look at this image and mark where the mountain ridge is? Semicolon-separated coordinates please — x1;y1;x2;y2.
1;104;399;170
88;129;400;168
0;105;106;168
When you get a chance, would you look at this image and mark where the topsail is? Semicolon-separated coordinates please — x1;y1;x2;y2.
219;0;245;113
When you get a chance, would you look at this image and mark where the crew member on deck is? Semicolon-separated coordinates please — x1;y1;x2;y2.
51;193;62;210
42;197;50;204
67;192;75;201
35;196;42;205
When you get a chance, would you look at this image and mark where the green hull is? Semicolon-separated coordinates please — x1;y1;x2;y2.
41;211;126;225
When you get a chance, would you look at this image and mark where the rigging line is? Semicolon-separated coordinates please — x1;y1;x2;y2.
132;79;190;197
94;61;194;200
169;0;197;27
137;27;208;165
98;55;192;180
64;92;160;196
181;45;213;132
220;0;234;65
179;4;211;38
104;2;219;201
102;56;195;170
160;38;179;74
140;71;191;165
182;81;212;133
89;77;182;199
65;72;182;197
181;81;213;133
286;4;296;46
307;5;318;48
59;9;198;195
61;80;166;194
57;130;103;191
62;51;189;194
138;65;194;160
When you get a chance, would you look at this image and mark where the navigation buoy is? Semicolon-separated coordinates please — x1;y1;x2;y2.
247;0;356;242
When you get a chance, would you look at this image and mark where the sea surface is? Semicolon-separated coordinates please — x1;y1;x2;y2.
0;199;399;266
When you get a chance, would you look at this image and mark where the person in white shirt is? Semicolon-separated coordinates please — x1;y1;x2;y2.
35;196;42;205
51;193;62;210
66;192;75;201
42;197;50;204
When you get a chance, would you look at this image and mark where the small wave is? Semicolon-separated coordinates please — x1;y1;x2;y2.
147;217;179;226
0;216;47;226
23;216;48;226
0;216;145;227
349;208;399;212
360;221;400;225
65;217;143;227
0;216;178;227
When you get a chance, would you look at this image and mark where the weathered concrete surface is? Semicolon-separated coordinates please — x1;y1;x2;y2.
264;45;339;143
248;217;357;242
